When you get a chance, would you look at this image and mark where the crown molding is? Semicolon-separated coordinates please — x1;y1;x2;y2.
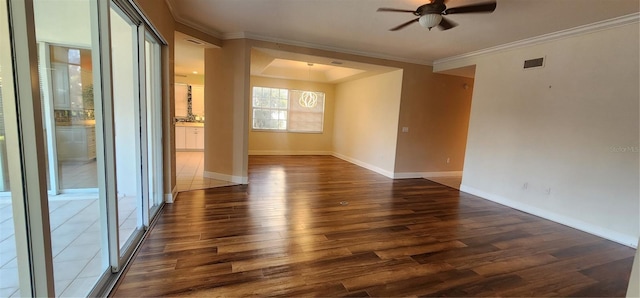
165;0;224;39
224;31;433;66
434;13;640;66
163;0;177;19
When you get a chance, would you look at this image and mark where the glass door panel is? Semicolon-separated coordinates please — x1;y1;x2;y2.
33;0;107;296
109;5;143;252
145;36;163;218
0;4;28;295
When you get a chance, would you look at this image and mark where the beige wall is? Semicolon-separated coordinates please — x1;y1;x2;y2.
458;23;639;246
249;76;335;155
394;65;474;175
134;0;176;196
175;22;222;47
247;39;473;177
333;70;403;176
199;38;475;182
203;39;250;183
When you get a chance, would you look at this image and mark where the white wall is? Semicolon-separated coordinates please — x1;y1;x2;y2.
333;70;403;177
460;23;639;246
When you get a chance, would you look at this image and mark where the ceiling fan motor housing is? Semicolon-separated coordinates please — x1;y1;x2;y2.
416;2;446;16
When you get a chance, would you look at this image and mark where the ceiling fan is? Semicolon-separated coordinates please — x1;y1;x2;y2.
377;0;497;31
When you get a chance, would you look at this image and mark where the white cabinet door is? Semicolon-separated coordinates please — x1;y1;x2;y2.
56;126;94;161
184;127;197;149
195;127;204;150
175;84;188;117
191;85;204;117
182;127;204;150
175;126;186;150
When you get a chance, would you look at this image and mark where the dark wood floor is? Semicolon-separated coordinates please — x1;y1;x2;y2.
113;155;636;297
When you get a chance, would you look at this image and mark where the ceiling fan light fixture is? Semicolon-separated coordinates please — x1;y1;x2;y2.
419;14;442;30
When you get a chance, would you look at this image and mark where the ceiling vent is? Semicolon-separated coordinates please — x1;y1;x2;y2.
523;57;544;69
186;39;204;45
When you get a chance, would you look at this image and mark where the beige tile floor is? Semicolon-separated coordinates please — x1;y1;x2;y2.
176;151;235;192
0;152;232;296
59;161;98;189
0;193;137;297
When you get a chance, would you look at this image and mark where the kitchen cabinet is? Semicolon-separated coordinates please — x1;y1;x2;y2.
175;126;186;150
175;125;204;150
56;126;96;162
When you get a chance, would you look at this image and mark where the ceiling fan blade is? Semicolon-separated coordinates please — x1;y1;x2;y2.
390;18;419;31
377;8;416;13
444;1;497;14
438;16;458;30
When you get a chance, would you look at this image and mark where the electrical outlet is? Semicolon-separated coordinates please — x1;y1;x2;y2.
402;127;409;133
522;182;528;190
545;188;551;196
446;157;450;164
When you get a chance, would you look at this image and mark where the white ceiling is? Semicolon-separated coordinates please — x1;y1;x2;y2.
167;0;639;67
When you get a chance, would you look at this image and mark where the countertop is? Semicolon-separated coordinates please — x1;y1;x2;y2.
176;122;204;127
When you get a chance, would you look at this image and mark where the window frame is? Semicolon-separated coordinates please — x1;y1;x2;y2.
251;86;325;134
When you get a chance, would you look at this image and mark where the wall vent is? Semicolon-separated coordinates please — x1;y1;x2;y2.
523;57;544;69
186;39;204;45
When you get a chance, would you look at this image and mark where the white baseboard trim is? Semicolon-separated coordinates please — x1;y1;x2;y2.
331;152;395;179
165;185;177;204
423;171;463;178
249;150;332;156
393;172;425;179
460;184;638;248
394;171;463;179
204;171;249;184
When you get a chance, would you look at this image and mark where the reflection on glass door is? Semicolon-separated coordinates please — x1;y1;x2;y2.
49;45;98;191
33;0;106;296
0;8;24;293
3;0;166;295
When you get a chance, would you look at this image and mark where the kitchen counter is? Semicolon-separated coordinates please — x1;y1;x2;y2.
176;122;204;127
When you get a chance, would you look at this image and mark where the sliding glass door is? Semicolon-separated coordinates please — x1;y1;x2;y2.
145;34;164;219
2;0;167;296
33;0;107;296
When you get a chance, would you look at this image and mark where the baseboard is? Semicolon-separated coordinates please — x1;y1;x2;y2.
423;171;463;178
394;171;463;179
165;185;177;204
331;152;395;179
393;172;425;179
249;150;332;156
460;184;638;248
204;171;249;184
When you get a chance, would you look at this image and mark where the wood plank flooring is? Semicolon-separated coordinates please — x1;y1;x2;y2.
112;155;636;297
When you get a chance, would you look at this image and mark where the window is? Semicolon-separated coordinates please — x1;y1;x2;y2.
252;86;325;133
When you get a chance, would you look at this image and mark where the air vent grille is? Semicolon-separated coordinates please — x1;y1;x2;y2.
524;57;544;69
186;39;204;45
